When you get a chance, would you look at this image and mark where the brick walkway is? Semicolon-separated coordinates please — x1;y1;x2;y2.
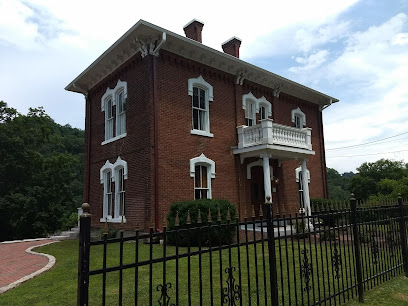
0;239;55;292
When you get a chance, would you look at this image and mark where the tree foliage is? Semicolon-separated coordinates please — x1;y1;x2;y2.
328;159;408;201
0;102;84;241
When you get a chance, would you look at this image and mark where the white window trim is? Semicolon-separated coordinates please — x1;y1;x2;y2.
101;80;128;144
291;107;306;128
188;76;213;136
246;160;273;180
100;157;128;223
190;153;215;199
295;166;310;183
242;92;272;124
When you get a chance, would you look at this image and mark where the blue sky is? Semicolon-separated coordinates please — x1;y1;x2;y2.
0;0;407;173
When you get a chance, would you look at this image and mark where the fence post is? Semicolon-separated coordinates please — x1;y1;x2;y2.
265;196;279;306
398;195;408;277
350;195;364;303
77;203;91;306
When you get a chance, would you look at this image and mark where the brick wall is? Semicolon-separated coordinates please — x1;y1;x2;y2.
84;50;328;231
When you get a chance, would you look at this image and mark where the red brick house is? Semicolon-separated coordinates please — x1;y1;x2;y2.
65;19;338;231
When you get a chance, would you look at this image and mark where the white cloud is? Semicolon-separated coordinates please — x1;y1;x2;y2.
289;50;329;73
319;14;408;172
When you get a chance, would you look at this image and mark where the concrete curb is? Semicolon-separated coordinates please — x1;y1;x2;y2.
0;241;58;294
0;238;50;245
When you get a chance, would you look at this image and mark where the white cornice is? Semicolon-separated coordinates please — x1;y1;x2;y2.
65;20;339;107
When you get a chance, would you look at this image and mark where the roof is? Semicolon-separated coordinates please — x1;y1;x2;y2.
65;19;339;107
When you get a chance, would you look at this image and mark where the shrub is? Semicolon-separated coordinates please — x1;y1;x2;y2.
167;199;236;246
60;212;78;231
292;218;310;239
100;227;118;239
319;230;338;241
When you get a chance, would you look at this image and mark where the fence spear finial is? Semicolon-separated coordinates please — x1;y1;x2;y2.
175;210;180;227
217;207;221;222
227;208;231;221
197;209;202;224
186;210;191;225
103;217;108;235
207;208;212;223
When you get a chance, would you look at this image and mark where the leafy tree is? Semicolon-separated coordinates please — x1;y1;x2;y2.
0;102;84;241
349;159;408;201
326;168;353;200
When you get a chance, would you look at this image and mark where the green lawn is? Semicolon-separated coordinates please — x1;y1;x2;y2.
0;238;407;305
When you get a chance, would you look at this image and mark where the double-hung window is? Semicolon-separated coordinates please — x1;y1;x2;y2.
188;76;213;137
116;91;126;136
242;93;272;125
192;87;207;131
101;80;127;144
292;107;306;128
104;170;114;217
105;98;114;140
194;164;209;199
245;100;256;126
100;157;128;223
190;153;215;200
116;167;126;217
259;105;267;120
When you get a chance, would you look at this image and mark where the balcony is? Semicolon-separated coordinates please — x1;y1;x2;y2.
234;119;314;160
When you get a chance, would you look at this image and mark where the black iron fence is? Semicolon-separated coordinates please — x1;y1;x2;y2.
78;195;408;305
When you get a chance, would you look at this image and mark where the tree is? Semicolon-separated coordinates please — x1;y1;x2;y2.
326;168;353;200
349;159;408;200
0;102;84;241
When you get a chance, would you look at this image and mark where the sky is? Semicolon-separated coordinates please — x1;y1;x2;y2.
0;0;407;173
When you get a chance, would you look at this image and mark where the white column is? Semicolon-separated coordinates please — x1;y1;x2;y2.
301;158;311;216
261;153;272;202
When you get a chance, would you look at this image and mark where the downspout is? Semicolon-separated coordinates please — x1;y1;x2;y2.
152;55;159;231
151;32;166;231
73;84;91;204
319;98;333;198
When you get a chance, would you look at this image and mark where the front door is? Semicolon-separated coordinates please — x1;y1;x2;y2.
250;166;265;217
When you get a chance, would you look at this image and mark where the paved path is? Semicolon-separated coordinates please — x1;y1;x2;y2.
0;239;56;294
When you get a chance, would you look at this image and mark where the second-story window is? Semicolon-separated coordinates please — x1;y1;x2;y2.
260;105;267;120
105;98;114;140
188;76;214;137
117;91;126;136
292;107;306;129
242;93;271;125
101;80;127;145
192;87;207;131
245;100;256;126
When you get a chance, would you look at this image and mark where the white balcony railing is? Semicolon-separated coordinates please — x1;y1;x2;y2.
237;119;312;151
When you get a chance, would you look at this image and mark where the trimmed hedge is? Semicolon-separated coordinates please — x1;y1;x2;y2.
167;199;237;246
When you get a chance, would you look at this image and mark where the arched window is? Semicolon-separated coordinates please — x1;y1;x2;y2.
100;157;128;222
190;153;215;199
292;107;306;128
101;80;127;144
242;93;272;125
245;100;256;126
188;76;214;137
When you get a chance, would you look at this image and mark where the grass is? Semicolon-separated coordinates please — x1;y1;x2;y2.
0;236;407;305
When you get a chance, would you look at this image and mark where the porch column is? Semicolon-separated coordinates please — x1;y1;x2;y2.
261;153;272;202
301;158;311;216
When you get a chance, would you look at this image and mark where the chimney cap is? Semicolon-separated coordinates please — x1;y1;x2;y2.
222;36;242;46
183;19;204;30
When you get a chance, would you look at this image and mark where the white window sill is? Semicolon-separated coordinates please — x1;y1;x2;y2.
100;217;127;223
190;129;214;138
101;133;127;145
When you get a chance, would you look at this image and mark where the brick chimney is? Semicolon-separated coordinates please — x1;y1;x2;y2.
183;19;204;43
222;37;242;58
